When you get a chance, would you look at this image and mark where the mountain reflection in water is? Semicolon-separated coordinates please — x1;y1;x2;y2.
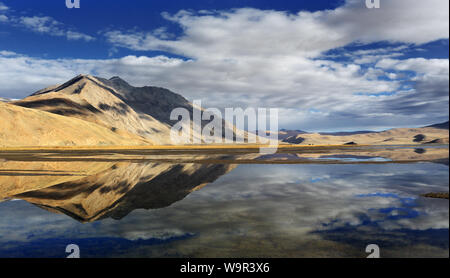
0;147;448;258
2;161;235;222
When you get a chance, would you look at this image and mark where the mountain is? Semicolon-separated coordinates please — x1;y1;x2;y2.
0;97;12;103
3;74;448;147
277;129;308;140
95;76;192;126
10;74;249;146
282;136;305;144
282;126;449;145
12;75;172;144
0;101;149;147
278;129;376;141
8;160;236;222
426;121;449;130
319;131;376;136
96;76;253;142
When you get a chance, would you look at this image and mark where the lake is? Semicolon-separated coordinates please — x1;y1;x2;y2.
0;146;448;258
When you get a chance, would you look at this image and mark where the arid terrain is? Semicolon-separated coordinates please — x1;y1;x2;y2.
281;124;449;146
1;75;448;148
0;101;150;147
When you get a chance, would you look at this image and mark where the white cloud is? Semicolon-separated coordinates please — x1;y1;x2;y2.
98;1;449;129
105;0;448;58
325;0;448;45
66;30;96;41
19;16;60;34
16;16;95;41
0;3;94;42
327;45;408;65
0;2;8;11
0;50;16;56
0;1;8;22
376;58;449;76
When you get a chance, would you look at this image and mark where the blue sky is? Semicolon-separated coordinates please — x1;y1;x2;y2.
0;0;449;131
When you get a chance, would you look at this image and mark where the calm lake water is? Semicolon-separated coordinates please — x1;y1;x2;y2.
0;150;448;258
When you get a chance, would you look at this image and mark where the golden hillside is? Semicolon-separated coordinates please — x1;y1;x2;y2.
0;101;151;147
283;127;449;145
12;75;173;144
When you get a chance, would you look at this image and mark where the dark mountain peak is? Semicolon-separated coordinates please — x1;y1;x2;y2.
320;130;377;136
101;76;187;101
280;129;307;133
95;76;191;125
108;76;132;87
426;121;449;130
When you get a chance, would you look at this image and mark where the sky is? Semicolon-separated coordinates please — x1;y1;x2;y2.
0;0;449;131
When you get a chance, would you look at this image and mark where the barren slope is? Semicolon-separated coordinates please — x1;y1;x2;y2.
12;75;172;144
283;127;449;145
0;101;150;147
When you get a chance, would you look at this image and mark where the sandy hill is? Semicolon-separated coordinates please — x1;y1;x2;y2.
283;126;449;145
11;74;253;145
0;101;150;147
12;75;172;144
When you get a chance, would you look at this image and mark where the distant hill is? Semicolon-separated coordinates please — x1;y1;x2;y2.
279;129;376;140
282;121;449;144
282;126;448;145
0;97;12;103
282;136;305;144
319;130;376;136
426;121;449;130
277;129;308;140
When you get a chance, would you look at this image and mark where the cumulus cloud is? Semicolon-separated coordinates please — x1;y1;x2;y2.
104;0;448;57
0;50;16;56
325;0;448;45
323;45;409;65
0;2;94;42
0;2;8;11
101;0;449;129
0;1;7;22
13;16;95;41
377;57;449;76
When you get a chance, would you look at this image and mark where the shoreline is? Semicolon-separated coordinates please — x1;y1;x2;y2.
0;143;448;152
